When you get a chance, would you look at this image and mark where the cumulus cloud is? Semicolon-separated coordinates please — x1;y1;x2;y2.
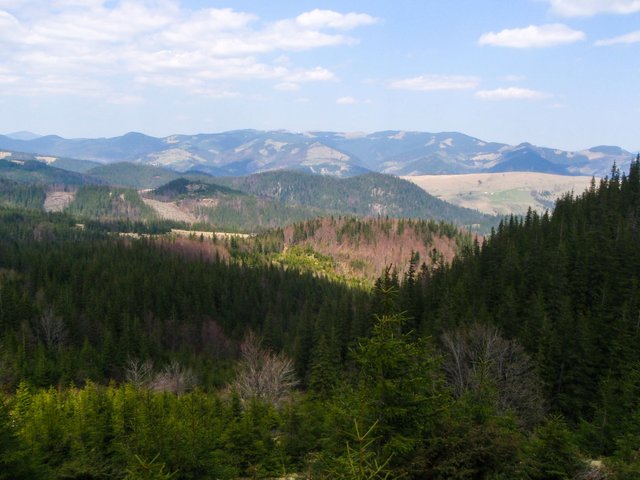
0;2;373;99
296;9;379;30
479;24;585;48
546;0;640;16
389;74;479;91
285;67;336;82
274;82;301;91
475;87;550;100
595;30;640;46
336;96;357;104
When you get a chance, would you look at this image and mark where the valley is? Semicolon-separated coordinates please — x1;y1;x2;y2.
0;130;637;480
0;159;637;479
3;2;640;477
3;128;631;220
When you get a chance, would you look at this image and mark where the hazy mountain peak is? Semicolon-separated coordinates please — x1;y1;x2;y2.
589;145;625;155
6;131;42;140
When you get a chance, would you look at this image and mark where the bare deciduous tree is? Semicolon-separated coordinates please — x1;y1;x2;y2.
150;360;197;394
231;331;298;407
125;358;197;394
441;322;544;428
38;306;67;350
124;357;154;388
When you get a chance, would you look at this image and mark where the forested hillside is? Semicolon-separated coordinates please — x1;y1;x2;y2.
214;170;494;230
388;159;640;469
276;216;469;281
64;186;158;222
0;178;46;210
87;162;186;189
0;159;99;186
0;158;499;232
0;161;638;479
142;175;495;234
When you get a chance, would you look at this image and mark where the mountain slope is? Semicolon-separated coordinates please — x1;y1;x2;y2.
143;178;328;232
152;177;242;199
213;170;494;230
0;130;633;178
0;158;101;185
87;162;221;189
398;159;640;432
0;148;101;173
0;177;46;209
405;172;595;216
87;162;183;189
0;132;165;163
5;131;42;140
277;216;469;282
64;185;157;221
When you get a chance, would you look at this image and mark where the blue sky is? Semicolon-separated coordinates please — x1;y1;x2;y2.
0;0;638;151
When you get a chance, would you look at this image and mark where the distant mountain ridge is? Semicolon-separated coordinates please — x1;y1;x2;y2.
1;130;634;178
0;157;102;185
6;131;42;141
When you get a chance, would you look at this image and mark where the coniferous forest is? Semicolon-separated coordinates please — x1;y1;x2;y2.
0;160;639;478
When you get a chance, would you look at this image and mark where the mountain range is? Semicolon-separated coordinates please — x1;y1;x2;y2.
0;130;634;178
0;156;495;232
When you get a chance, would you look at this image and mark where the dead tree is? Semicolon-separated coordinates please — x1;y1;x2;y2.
231;331;298;407
38;306;67;350
124;358;154;388
441;322;545;428
150;360;197;394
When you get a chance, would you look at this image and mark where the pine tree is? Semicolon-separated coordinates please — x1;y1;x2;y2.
0;398;46;479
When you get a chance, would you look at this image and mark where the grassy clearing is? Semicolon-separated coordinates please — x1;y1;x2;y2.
404;172;595;216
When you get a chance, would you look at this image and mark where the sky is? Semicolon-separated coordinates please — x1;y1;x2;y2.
0;0;638;151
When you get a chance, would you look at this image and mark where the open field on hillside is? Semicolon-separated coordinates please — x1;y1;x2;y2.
43;191;75;212
403;172;596;216
142;197;197;223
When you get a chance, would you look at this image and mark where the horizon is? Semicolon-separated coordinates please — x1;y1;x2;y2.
1;1;639;152
3;128;638;154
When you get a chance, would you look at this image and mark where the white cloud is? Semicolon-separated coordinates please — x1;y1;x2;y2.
336;96;357;104
0;9;19;27
274;55;291;66
275;82;300;91
475;87;550;100
188;87;241;99
0;72;19;84
285;67;336;82
296;9;379;30
0;3;372;99
546;0;640;16
389;74;479;91
595;30;640;46
106;93;145;105
479;24;585;48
